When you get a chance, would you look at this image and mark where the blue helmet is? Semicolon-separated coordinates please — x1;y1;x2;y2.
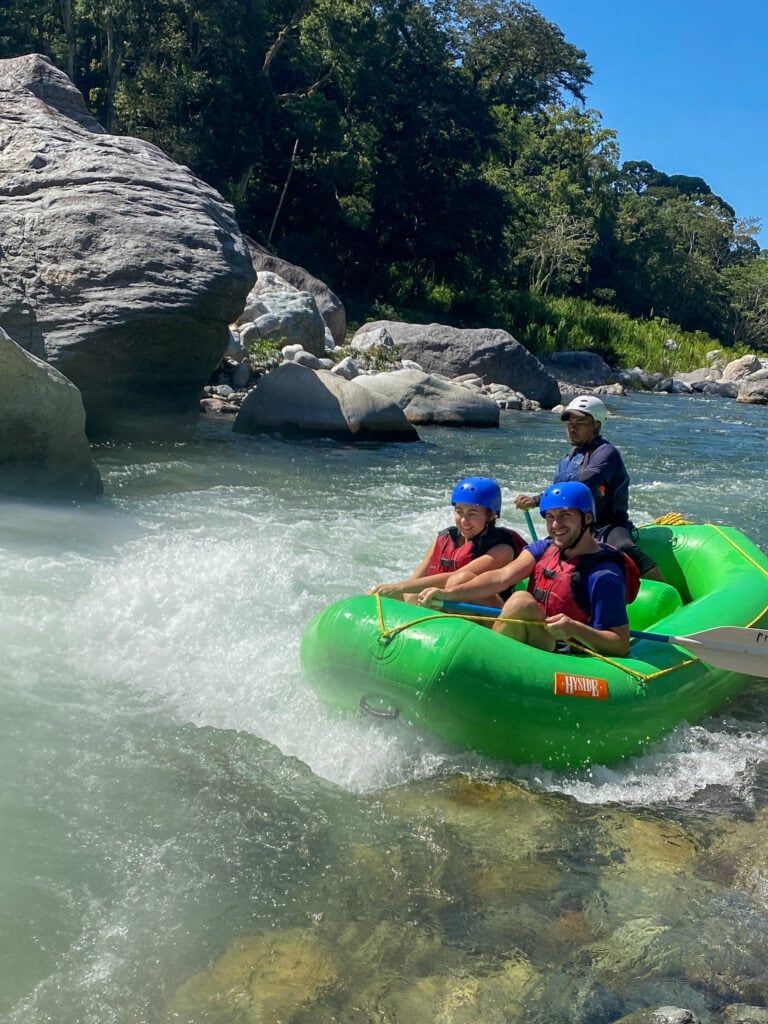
451;477;502;516
539;482;595;519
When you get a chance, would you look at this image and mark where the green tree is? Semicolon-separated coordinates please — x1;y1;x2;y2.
446;0;591;109
602;190;733;336
253;0;506;302
519;209;596;294
723;252;768;350
596;158;763;340
487;105;618;294
0;0;67;64
109;0;270;195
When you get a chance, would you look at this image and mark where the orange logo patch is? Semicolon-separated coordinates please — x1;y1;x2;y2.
554;672;609;700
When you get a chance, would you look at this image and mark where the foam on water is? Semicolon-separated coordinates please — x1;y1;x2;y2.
3;399;768;1021
61;532;768;802
7;399;767;804
7;395;768;802
519;722;768;808
54;485;463;794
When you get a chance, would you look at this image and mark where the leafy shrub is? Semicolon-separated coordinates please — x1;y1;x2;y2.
333;343;403;372
248;337;283;369
496;293;751;373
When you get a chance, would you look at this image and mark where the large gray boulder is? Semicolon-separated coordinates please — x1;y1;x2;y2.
698;380;739;398
653;377;694;394
545;350;613;384
0;326;102;499
233;362;419;442
665;367;719;386
0;54;255;441
237;286;327;356
722;354;763;382
737;368;768;404
612;366;659;391
245;238;346;346
352;369;500;427
351;321;560;407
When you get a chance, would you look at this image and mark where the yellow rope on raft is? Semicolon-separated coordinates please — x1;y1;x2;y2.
653;512;693;526
705;523;768;582
648;517;768;621
647;516;768;628
374;592;502;638
373;519;768;686
372;593;655;682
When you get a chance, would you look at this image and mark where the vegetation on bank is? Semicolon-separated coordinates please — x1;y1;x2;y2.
3;0;767;369
493;294;752;374
349;292;751;376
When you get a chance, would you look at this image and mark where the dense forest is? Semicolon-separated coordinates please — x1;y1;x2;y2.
3;0;767;356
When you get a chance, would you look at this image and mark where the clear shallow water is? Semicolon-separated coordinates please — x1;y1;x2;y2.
2;392;768;1023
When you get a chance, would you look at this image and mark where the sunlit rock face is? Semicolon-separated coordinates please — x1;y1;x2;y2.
352;320;562;408
0;54;255;441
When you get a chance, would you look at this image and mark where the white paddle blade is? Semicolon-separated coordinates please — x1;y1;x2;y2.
669;626;768;677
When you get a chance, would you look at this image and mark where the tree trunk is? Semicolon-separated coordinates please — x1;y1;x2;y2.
105;14;123;133
59;0;75;81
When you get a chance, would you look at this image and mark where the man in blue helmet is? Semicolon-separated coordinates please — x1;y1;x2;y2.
370;476;526;605
513;395;663;581
418;481;634;656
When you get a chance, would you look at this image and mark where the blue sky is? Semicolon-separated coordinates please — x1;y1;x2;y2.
534;0;767;248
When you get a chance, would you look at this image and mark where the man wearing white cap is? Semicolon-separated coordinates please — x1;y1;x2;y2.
514;395;663;580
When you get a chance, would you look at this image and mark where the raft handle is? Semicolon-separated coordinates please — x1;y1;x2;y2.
360;695;400;720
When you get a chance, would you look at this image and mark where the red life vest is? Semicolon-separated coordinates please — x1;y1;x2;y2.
425;526;525;576
528;541;640;623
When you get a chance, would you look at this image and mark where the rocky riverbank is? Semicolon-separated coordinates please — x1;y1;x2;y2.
199;269;768;442
1;54;766;498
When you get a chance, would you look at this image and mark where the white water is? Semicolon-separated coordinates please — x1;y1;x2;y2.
2;393;768;1021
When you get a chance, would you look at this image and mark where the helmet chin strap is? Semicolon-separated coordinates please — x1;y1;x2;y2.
561;512;591;558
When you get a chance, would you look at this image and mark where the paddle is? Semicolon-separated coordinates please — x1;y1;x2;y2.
629;627;768;676
432;600;768;677
523;508;538;542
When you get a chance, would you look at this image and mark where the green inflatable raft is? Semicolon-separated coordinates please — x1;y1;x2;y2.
301;522;768;769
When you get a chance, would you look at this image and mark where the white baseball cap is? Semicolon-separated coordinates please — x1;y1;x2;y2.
560;395;608;424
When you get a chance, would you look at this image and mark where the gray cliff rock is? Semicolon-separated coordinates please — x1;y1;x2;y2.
722;354;763;382
0;54;255;441
237;285;327;356
351;321;560;407
0;326;102;499
545;350;614;385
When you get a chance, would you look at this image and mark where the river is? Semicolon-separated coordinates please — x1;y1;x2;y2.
2;392;768;1024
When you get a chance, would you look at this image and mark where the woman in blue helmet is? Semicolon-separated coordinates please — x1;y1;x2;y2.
418;481;633;656
370;477;526;606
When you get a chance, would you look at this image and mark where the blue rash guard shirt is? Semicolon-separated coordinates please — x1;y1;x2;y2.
525;539;629;630
551;435;630;530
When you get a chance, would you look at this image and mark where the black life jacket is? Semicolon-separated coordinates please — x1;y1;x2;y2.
426;525;525;575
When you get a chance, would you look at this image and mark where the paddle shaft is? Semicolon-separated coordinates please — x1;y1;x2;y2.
437;600;502;617
629;626;768;675
523;508;538;541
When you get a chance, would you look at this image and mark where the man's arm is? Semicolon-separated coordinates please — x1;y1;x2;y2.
418;549;537;606
546;563;630;656
545;615;630;656
576;442;625;506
